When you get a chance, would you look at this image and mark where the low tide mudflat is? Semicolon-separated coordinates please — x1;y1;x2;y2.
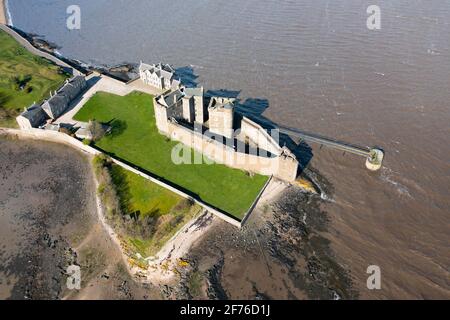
0;137;158;299
159;171;359;300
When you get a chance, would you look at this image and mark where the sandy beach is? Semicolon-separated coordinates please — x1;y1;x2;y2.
0;0;7;25
144;212;217;284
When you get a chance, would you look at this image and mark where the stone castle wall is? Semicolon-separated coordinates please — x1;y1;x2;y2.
166;122;298;181
240;116;282;156
208;107;234;139
0;128;244;227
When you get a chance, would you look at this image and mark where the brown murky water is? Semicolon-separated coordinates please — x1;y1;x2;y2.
7;0;450;298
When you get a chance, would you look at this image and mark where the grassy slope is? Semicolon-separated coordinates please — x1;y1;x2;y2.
0;29;69;127
110;164;182;216
109;164;201;257
75;91;268;218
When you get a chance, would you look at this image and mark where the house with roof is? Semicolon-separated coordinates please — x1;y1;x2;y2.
139;62;181;90
16;75;86;129
41;75;87;119
154;88;185;133
16;103;49;130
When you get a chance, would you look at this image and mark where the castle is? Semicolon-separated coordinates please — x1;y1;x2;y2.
15;61;299;182
147;63;299;182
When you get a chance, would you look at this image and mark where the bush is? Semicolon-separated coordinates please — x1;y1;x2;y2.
0;105;17;121
173;198;194;212
14;47;26;56
245;170;255;178
32;56;49;66
93;155;146;237
88;120;106;142
93;154;111;170
11;75;32;91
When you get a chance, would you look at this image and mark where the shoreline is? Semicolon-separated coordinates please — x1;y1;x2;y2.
144;211;217;284
0;128;287;288
0;19;319;293
0;135;161;299
0;129;221;285
0;23;136;81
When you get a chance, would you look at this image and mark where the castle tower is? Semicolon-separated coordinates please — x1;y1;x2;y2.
182;96;194;123
208;97;234;139
183;87;204;124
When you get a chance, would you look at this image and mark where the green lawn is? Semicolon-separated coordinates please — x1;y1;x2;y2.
0;29;69;127
110;164;183;216
109;164;202;257
75;91;268;219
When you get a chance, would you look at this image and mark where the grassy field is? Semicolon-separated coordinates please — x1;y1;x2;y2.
109;164;202;257
75;91;268;219
0;29;69;127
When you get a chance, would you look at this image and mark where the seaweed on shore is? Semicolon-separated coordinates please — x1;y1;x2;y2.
172;167;358;300
205;256;228;300
266;186;358;300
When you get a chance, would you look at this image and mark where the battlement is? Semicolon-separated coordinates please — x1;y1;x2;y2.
153;87;299;182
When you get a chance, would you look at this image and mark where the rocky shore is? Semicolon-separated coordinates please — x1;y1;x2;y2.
160;168;358;300
8;26;137;82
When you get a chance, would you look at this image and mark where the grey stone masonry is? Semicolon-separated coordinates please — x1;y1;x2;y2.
139;62;181;90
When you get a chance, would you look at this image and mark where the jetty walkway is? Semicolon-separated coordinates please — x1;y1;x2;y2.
279;126;384;170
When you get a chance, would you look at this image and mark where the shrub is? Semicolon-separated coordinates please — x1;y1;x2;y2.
32;56;49;66
88;120;106;142
173;198;194;213
11;75;32;91
14;47;26;56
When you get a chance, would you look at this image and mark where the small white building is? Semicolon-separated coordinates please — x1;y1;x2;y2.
139;62;181;90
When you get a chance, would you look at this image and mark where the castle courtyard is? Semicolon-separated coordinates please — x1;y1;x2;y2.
73;91;269;219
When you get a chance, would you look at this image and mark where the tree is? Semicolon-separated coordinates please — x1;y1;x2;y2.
88;120;106;142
